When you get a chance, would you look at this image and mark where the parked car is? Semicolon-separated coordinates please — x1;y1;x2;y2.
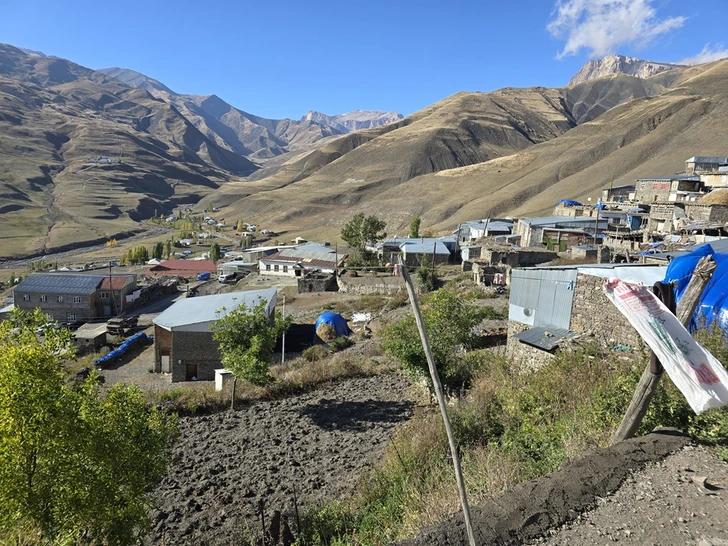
218;272;237;283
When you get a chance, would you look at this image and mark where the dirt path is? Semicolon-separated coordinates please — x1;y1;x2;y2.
529;444;728;546
149;373;417;545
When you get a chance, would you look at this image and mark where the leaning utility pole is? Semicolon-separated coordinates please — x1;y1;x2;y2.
399;259;477;546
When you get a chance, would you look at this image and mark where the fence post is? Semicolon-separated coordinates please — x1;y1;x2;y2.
399;259;477;546
612;255;716;444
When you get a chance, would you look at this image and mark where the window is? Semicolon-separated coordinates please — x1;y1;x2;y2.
265;264;271;271
100;292;109;299
73;296;81;304
660;183;668;191
23;294;30;301
57;295;64;303
283;265;288;273
274;264;279;272
652;183;659;190
40;295;47;302
67;313;77;322
640;182;646;190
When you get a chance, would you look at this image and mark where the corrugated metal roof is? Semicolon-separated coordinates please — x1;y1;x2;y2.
687;157;728;164
153;289;277;331
513;325;577;351
99;275;135;290
636;175;700;182
14;274;104;295
520;216;606;227
149;260;217;271
400;241;451;255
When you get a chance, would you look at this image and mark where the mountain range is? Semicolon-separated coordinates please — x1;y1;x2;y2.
0;43;726;258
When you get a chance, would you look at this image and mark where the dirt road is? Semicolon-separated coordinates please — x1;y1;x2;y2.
149;373;418;545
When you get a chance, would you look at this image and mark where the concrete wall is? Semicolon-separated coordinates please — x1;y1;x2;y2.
337;275;405;294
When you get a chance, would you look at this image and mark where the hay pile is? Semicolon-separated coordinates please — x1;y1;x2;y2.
699;189;728;206
316;323;338;343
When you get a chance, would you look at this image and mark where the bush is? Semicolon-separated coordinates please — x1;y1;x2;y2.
329;336;354;352
303;345;330;362
381;288;484;394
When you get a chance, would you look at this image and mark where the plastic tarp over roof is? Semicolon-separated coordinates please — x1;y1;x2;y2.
578;265;668;286
557;199;583;207
663;244;728;330
154;289;277;332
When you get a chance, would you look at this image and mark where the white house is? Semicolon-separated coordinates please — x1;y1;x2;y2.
259;244;345;277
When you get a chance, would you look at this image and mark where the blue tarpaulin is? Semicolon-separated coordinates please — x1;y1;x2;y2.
557;199;583;207
312;312;351;344
94;331;151;366
663;244;728;330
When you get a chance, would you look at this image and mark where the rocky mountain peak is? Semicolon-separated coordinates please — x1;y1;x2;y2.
568;54;685;86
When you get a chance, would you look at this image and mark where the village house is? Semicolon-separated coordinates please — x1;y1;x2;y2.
399;240;451;266
699;167;728;188
13;273;137;322
632;176;704;203
470;246;557;286
685;156;728;175
506;263;668;369
601;184;635;202
259;243;345;277
376;236;458;264
514;216;608;248
152;289;277;382
454;219;513;244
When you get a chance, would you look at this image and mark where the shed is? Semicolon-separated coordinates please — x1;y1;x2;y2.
73;323;108;349
152;288;277;382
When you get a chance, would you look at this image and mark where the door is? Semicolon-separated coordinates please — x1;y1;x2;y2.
161;355;170;373
186;363;198;381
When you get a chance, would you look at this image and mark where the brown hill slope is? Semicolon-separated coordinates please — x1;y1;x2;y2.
0;44;257;257
203;69;692;237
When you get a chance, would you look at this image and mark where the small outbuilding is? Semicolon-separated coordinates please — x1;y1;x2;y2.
73;323;108;350
152;288;277;382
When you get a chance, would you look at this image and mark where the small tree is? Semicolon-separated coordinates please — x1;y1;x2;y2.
210;242;221;262
0;309;178;544
152;242;164;260
382;289;484;394
212;300;292;409
236;219;245;232
164;240;172;259
341;213;386;250
409;214;421;238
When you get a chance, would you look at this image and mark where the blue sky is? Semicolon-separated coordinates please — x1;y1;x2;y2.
1;0;726;119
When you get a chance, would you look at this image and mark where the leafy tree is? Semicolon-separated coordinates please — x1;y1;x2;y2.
164;240;172;259
210;242;221;262
409;214;421;238
417;264;435;292
152;242;164;260
212;299;292;409
236;219;245;232
0;309;178;544
382;289;484;394
340;213;386;251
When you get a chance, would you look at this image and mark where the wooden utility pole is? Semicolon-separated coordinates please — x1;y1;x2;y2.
399;260;477;546
612;255;717;444
281;294;286;365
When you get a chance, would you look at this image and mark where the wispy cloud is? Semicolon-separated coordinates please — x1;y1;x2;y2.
548;0;687;59
679;43;728;65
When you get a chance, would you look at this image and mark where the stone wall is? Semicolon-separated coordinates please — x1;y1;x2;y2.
171;330;221;382
297;273;337;294
505;321;556;371
685;203;728;223
569;273;642;349
337;275;405;294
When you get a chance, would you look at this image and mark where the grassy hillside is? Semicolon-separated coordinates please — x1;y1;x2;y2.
204;65;720;238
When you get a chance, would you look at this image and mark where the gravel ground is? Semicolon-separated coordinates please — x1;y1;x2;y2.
149;373;417;545
531;444;728;546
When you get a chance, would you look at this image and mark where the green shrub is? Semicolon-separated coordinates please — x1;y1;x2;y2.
302;345;330;362
329;336;354;352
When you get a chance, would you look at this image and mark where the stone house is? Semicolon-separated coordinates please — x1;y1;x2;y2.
685;156;728;175
633;176;703;204
602;184;635;202
297;272;338;293
152;289;277;382
506;263;667;369
515;216;608;248
259;244;345;277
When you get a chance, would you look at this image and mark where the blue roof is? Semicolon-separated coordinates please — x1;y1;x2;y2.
401;241;451;255
14;274;105;295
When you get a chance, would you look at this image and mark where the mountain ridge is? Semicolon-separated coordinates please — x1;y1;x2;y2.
569;54;686;86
